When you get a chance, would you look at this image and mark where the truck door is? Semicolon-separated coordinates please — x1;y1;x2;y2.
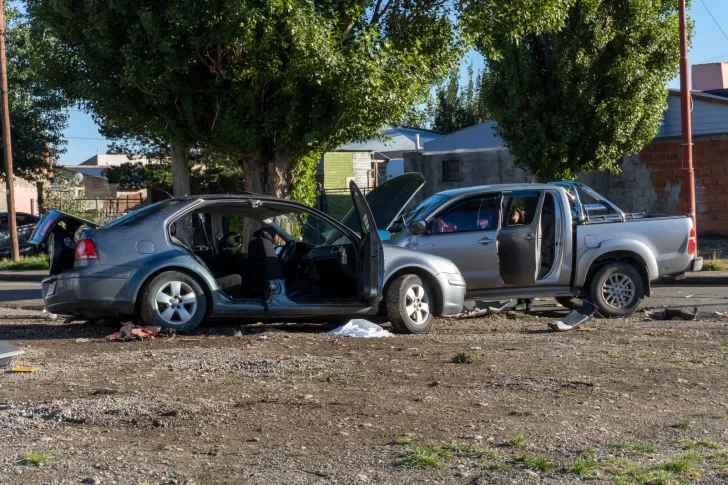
498;190;544;286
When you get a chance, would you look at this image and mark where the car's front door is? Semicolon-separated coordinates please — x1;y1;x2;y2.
349;181;384;306
497;190;544;286
415;193;502;291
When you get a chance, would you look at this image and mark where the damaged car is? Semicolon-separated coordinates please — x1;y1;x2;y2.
30;175;465;334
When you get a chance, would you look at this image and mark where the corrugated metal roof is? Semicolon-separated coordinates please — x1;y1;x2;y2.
61;166;107;178
336;127;444;152
422;121;503;152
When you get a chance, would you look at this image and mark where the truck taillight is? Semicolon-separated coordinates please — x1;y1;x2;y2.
75;240;98;260
687;227;696;255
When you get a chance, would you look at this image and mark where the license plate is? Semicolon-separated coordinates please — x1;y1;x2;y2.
46;281;56;297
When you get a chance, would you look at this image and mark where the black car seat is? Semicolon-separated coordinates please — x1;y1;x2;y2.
247;227;283;298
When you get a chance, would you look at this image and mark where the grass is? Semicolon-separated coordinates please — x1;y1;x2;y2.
659;454;699;475
0;253;48;270
395;437;498;469
615;440;657;457
505;434;528;448
672;420;692;430
677;438;721;450
400;445;450;469
224;377;245;386
512;454;556;471
510;409;534;417
567;450;599;476
22;451;54;466
451;352;476;364
485;462;512;472
701;252;727;272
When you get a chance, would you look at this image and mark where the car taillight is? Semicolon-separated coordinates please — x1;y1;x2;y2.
687;227;696;255
75;240;98;260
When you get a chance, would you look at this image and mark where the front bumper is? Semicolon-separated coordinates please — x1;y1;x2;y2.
42;266;139;317
436;272;466;316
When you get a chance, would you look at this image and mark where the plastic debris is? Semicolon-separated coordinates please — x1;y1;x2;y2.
0;341;24;367
105;324;174;341
10;366;38;373
40;310;57;320
323;319;393;338
645;307;698;321
715;311;728;318
452;300;513;318
548;301;598;332
182;338;201;342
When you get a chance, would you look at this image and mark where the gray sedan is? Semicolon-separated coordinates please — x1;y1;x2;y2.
30;176;465;334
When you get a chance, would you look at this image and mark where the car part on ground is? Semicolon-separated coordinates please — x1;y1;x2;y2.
548;301;598;332
0;341;24;367
645;307;698;321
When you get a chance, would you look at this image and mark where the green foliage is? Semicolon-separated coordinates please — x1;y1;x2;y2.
0;6;69;181
291;153;320;207
0;254;49;270
505;435;528;448
430;65;489;133
513;453;556;471
399;444;452;469
478;0;686;181
22;451;55;466
701;259;727;272
45;174;85;215
105;160;244;194
659;454;699;474
615;440;657;457
452;351;476;364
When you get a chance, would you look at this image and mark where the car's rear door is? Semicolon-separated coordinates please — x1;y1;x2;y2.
497;190;544;286
349;180;384;306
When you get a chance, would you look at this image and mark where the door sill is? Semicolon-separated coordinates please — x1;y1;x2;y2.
465;286;578;300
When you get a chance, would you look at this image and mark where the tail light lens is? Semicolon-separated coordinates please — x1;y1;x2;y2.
75;239;98;260
687;228;696;255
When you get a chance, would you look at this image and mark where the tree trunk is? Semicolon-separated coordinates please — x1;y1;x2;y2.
240;146;293;247
170;144;191;197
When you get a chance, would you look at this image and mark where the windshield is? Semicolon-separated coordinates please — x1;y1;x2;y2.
104;199;182;228
396;194;449;227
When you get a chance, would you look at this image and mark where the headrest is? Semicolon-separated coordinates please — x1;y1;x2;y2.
253;226;275;240
223;234;239;248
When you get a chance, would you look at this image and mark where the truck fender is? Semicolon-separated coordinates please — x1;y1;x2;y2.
575;239;658;290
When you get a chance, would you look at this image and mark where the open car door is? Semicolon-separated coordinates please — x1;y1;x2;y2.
349;180;384;306
497;190;544;286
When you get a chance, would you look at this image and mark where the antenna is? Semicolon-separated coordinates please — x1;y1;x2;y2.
530;170;540;183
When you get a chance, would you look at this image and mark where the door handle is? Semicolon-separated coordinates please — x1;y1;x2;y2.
477;237;494;245
524;234;535;241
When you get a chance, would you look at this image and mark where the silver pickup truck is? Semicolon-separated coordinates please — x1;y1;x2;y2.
387;180;703;317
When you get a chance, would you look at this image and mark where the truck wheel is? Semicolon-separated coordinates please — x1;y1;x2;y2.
555;296;584;311
588;262;644;318
140;271;207;333
386;274;434;334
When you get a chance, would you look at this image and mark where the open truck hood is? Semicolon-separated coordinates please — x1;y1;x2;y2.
341;172;425;232
29;210;98;247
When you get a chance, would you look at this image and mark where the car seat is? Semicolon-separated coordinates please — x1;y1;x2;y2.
247;227;283;298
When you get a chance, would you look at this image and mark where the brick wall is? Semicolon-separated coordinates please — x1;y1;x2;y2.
404;132;728;236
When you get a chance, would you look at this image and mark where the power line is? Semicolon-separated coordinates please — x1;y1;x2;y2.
64;136;110;141
700;0;728;44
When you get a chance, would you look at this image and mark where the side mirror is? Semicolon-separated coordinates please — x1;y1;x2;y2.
377;229;391;241
409;220;426;235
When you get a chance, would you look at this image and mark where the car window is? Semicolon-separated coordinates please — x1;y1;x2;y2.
16;215;32;225
0;216;7;230
431;195;499;234
503;191;542;227
105;199;181;228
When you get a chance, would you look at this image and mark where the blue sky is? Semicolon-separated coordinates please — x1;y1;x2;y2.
59;1;728;165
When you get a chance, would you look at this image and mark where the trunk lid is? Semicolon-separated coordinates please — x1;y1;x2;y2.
29;210;98;247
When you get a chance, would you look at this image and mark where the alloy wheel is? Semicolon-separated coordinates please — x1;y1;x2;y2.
154;281;198;325
601;273;636;309
405;284;430;325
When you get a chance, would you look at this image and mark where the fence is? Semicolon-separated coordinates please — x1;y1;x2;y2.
317;187;373;222
45;194;147;225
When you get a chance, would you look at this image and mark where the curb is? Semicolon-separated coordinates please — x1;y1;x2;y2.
0;273;47;283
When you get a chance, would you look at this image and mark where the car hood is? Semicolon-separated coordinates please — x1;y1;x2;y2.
341;172;425;232
29;210;98;246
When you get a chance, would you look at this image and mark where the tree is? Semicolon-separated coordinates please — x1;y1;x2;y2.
431;65;488;133
476;0;685;181
0;6;68;181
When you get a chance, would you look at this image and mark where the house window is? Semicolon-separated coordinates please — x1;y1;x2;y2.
442;160;460;182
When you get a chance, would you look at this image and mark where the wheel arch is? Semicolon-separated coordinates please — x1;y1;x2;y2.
134;265;215;317
582;250;653;297
383;266;444;317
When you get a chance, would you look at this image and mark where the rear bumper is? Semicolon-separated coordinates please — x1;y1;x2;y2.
42;266;139;317
436;272;466;316
690;257;703;273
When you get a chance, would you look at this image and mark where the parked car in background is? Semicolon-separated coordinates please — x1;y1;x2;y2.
30;175;465;334
388;182;703;317
0;212;40;257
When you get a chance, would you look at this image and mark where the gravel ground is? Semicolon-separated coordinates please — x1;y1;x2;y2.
2;302;728;484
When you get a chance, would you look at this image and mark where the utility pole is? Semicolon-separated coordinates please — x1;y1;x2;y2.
678;0;696;238
0;0;19;262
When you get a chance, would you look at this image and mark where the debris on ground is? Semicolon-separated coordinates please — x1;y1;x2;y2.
645;307;698;321
323;319;393;338
105;324;175;342
182;337;201;342
548;301;598;332
40;310;57;320
0;341;24;367
715;311;728;318
452;300;512;318
10;366;39;373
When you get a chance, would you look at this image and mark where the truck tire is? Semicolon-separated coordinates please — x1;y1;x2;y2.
555;296;584;311
386;274;434;334
588;262;644;318
140;271;207;333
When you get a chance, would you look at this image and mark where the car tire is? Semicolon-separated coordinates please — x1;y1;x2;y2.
140;271;207;333
588;262;645;318
386;274;434;334
554;296;584;311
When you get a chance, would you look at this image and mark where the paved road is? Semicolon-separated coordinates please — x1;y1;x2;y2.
1;280;726;314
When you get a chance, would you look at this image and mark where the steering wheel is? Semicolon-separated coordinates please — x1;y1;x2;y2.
279;240;297;266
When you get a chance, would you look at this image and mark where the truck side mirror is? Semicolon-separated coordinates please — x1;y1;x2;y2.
409;220;426;235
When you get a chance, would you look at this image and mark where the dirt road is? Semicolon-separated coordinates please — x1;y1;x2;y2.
2;303;728;484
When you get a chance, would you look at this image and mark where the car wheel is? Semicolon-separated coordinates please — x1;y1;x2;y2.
386;274;434;334
140;271;207;333
588;262;645;318
554;296;584;311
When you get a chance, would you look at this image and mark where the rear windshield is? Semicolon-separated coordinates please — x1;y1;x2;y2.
104;199;181;228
